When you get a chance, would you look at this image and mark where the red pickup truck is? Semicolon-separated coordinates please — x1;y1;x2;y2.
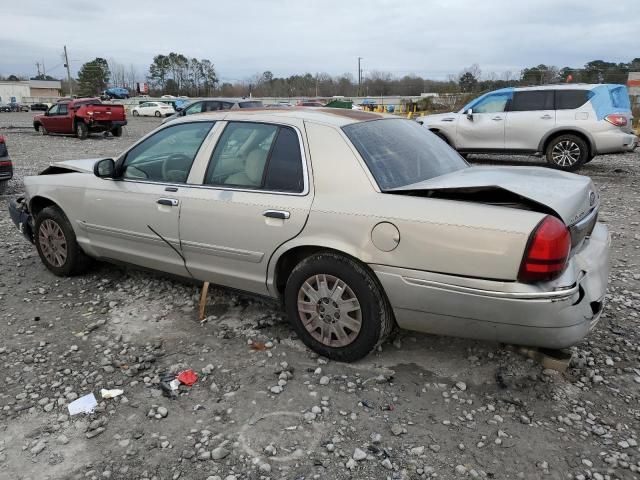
33;98;127;139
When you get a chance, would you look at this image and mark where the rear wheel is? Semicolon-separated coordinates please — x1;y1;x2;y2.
111;126;123;137
546;134;588;171
284;252;394;362
34;206;91;276
154;111;161;117
132;110;139;117
75;121;89;140
0;180;7;194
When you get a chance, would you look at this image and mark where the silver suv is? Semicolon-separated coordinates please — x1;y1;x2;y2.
417;84;638;171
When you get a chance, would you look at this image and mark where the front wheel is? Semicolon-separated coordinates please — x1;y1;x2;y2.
36;123;48;135
34;206;91;276
284;252;395;362
111;126;123;137
546;134;588;171
75;121;89;140
132;110;139;117
154;111;161;117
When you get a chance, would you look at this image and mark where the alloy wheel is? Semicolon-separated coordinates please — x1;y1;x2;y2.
297;274;362;347
38;219;68;267
551;140;581;167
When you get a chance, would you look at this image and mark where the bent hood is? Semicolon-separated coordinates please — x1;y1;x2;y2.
44;158;103;174
390;166;598;226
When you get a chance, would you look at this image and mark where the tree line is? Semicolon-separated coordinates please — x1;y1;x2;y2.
5;56;639;98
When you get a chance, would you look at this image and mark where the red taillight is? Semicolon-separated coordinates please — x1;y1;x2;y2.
0;135;5;143
0;160;12;167
604;114;627;127
518;216;571;283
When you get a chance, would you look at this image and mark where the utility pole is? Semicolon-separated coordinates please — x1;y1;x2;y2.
357;57;362;96
36;62;41;77
63;45;73;95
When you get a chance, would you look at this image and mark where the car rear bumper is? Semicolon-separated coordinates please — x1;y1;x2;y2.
593;130;638;153
8;196;34;243
372;222;610;349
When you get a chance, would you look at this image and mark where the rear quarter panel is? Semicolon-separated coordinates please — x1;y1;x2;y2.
269;121;544;287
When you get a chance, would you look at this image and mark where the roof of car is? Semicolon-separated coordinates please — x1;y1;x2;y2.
514;84;611;92
171;107;389;127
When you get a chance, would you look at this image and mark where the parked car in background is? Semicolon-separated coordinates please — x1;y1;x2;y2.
0;135;12;193
9;110;609;361
33;98;127;139
0;104;11;112
102;87;130;100
417;84;638;171
30;103;51;111
132;102;175;117
161;98;264;124
297;100;324;107
9;103;30;112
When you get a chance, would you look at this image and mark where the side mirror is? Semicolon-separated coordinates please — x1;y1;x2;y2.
466;108;473;120
94;158;116;178
175;106;183;112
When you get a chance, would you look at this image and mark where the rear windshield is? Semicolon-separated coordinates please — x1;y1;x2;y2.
342;119;468;190
239;101;263;108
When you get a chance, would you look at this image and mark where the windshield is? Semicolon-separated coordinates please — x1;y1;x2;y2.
342;119;468;190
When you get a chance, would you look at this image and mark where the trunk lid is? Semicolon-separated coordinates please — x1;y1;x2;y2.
388;166;598;226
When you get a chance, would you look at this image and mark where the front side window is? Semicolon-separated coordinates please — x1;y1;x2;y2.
509;90;554;111
472;93;510;114
58;104;68;115
343;119;468;190
204;122;304;192
122;122;214;183
48;104;60;115
185;102;204;115
238;101;264;109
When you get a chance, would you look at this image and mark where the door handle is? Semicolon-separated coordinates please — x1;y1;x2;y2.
157;198;178;207
491;116;503;121
541;114;553;119
263;210;290;219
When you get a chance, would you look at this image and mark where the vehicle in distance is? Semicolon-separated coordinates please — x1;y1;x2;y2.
132;102;175;118
9;109;610;361
162;98;264;124
417;84;637;171
297;100;324;107
0;135;11;193
0;104;11;112
102;87;130;100
33;98;127;139
30;103;51;111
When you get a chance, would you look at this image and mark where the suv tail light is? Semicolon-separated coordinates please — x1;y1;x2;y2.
604;114;627;127
0;135;5;143
518;216;571;283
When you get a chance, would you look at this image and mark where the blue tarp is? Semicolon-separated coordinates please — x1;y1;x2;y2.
460;87;514;113
590;84;631;120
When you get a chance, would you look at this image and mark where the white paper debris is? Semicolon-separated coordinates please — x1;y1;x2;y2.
68;393;98;415
169;379;180;391
100;388;124;399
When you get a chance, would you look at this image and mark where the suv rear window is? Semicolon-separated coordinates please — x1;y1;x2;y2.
555;90;591;110
343;119;468;190
509;91;554;111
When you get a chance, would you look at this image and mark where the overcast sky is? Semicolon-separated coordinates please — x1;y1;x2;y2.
1;0;638;82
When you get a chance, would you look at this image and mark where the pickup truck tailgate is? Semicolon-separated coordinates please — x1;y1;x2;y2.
86;105;126;122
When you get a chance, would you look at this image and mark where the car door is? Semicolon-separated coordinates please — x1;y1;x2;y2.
56;103;73;133
81;121;217;276
505;90;555;150
178;120;313;295
455;91;511;150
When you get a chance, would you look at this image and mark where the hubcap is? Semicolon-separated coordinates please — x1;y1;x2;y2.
552;140;581;167
297;274;362;348
38;219;67;267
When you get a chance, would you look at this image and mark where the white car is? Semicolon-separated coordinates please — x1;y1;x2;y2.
132;102;175;118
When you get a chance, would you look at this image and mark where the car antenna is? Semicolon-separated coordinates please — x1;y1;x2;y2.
146;225;195;279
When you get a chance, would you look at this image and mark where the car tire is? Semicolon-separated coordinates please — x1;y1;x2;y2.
34;206;91;276
75;121;89;140
154;111;161;117
0;180;7;194
36;123;48;135
132;110;139;117
284;251;395;362
111;126;123;137
585;154;596;164
546;134;588;171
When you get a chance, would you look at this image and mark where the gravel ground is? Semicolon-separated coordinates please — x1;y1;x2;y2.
1;111;640;480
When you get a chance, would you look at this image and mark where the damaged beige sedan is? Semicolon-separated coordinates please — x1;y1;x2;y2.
10;109;610;361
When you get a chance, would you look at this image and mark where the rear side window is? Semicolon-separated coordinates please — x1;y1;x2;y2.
509;91;554;111
205;122;304;193
238;101;263;108
555;90;591;110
